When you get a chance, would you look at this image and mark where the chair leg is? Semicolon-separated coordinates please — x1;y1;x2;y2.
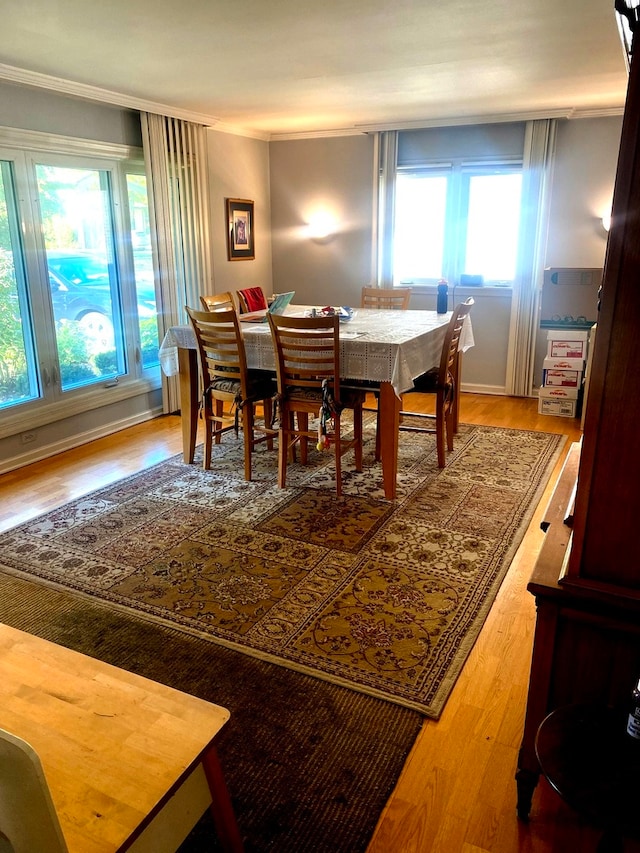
214;400;224;444
278;422;288;488
333;414;342;497
354;405;363;471
242;404;254;481
203;416;213;470
286;413;297;462
436;419;446;467
375;405;381;462
445;406;455;453
298;412;309;465
264;398;275;451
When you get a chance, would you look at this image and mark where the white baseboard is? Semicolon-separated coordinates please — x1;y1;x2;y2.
0;408;163;475
460;382;507;396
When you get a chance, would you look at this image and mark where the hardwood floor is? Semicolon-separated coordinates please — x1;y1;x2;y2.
1;396;625;852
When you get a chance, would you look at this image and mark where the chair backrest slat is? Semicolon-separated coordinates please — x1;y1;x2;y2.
268;314;341;396
438;298;474;383
186;306;248;393
361;286;411;310
200;292;235;312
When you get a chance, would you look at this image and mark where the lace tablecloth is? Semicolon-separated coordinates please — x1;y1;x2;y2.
159;308;474;396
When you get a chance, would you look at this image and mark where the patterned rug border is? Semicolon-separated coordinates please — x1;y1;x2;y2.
0;423;567;718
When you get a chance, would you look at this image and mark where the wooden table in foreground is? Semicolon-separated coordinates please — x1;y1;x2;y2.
160;308;472;501
0;623;242;852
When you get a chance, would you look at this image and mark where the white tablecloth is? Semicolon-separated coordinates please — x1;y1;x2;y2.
159;307;474;396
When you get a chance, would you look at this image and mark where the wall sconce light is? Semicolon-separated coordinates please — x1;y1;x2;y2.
602;211;611;233
307;211;338;242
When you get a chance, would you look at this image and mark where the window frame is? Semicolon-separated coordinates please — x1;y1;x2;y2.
393;157;523;289
0;127;159;440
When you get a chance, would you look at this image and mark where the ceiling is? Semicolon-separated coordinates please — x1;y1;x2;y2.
0;0;630;139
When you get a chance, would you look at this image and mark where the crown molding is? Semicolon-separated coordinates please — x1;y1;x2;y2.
570;106;625;119
0;62;223;127
0;63;625;143
269;128;368;141
270;105;626;141
269;110;576;141
203;122;271;141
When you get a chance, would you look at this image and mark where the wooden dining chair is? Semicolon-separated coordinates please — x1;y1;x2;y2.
186;306;276;480
361;286;411;310
199;291;235;312
398;298;474;468
360;286;411;457
267;313;366;496
237;286;268;314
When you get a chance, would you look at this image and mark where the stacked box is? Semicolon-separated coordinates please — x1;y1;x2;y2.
538;331;589;417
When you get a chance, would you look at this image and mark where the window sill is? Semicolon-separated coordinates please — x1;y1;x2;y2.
0;374;161;441
402;283;513;294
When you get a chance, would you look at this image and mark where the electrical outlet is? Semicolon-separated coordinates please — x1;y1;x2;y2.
20;431;37;445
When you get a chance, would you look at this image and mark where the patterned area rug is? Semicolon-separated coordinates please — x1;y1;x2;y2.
0;421;564;718
0;572;422;853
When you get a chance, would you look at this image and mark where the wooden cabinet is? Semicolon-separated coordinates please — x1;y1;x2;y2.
515;447;640;817
516;8;640;818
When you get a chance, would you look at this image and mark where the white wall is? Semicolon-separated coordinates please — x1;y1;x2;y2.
546;117;622;267
205;129;273;302
269;135;375;308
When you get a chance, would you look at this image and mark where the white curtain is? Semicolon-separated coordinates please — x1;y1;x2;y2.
376;130;398;288
141;113;213;413
505;118;557;397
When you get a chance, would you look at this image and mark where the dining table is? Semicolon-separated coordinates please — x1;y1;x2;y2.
158;306;474;500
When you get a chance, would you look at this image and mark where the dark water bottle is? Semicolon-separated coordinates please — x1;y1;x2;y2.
437;279;448;314
626;674;640;740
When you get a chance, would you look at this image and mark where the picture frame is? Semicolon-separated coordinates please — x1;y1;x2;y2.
226;198;255;261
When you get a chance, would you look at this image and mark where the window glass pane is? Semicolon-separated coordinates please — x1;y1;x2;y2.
126;173;158;369
0;162;39;409
465;173;522;282
36;164;125;391
394;173;447;282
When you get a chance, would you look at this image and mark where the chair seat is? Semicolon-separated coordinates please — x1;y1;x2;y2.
286;385;366;408
411;367;446;393
208;372;275;402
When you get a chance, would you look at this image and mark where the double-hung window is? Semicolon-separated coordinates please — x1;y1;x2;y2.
0;130;158;433
393;162;523;287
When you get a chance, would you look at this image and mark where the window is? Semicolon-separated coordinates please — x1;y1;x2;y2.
0;133;158;429
393;164;522;287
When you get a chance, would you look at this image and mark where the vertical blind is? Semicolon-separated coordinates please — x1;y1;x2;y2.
141;113;213;412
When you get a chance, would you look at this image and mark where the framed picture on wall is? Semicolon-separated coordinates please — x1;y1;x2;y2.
226;198;255;260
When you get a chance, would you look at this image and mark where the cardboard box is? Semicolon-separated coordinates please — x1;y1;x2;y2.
546;329;589;360
542;356;585;372
538;385;580;401
542;367;583;388
538;396;578;418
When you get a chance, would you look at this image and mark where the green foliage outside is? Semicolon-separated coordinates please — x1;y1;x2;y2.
0;249;31;404
1;166;160;408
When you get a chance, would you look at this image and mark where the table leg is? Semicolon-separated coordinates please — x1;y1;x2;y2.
202;746;244;852
378;381;401;501
178;347;199;464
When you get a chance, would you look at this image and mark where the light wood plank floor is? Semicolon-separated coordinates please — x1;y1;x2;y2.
1;395;629;852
